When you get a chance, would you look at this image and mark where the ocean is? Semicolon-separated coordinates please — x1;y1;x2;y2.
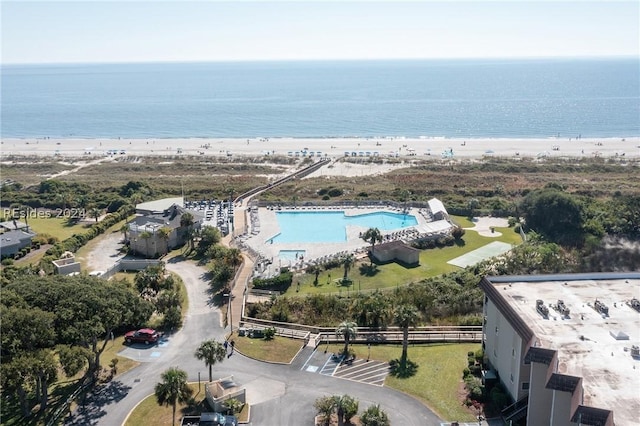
1;58;638;139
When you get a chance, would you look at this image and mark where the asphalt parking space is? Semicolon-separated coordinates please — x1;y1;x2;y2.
332;358;389;386
300;348;340;374
300;349;389;386
118;336;171;362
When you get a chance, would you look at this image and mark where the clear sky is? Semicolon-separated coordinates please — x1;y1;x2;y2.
1;1;638;64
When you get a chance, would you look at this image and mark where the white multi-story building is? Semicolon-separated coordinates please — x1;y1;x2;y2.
479;273;640;426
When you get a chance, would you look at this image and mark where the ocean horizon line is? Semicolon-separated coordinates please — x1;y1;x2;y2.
2;55;638;68
4;136;638;141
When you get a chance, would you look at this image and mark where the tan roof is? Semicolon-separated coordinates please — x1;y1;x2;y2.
485;274;640;426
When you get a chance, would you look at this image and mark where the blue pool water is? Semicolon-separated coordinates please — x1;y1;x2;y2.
269;211;418;243
279;250;306;261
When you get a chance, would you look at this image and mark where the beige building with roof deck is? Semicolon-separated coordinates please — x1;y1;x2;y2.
479;273;640;426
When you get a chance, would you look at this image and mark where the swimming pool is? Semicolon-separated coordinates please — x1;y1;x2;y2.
269;210;417;243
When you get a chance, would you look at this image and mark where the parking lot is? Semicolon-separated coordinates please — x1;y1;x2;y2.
300;349;389;386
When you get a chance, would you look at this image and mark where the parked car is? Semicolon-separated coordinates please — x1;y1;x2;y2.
198;412;237;426
124;328;160;345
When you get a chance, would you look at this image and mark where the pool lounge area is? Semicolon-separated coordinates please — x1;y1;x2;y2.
238;205;454;278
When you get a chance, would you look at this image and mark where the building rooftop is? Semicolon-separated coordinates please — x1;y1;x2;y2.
136;197;184;214
485;274;640;426
427;197;447;215
0;229;36;248
0;220;29;231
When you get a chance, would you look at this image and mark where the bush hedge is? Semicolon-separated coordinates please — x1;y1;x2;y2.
252;271;293;292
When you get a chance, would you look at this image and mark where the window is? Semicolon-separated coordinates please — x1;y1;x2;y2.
512;348;515;357
510;373;514;383
522;382;530;391
495;326;499;334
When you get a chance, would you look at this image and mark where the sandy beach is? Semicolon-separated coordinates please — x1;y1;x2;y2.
1;136;638;160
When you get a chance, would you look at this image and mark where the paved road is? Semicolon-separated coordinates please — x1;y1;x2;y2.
66;258;443;426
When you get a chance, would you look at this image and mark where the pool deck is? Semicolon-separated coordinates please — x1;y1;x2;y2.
239;206;453;277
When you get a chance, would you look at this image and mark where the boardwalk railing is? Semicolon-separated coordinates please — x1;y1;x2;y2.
238;318;482;346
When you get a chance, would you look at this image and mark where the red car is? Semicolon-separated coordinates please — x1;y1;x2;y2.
124;328;160;345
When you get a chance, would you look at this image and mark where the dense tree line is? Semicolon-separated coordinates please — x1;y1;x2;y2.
1;275;152;417
0;179;155;212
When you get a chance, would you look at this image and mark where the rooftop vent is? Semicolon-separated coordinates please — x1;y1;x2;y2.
631;345;640;357
554;299;571;317
594;299;609;316
536;299;549;318
609;330;629;340
627;298;640;312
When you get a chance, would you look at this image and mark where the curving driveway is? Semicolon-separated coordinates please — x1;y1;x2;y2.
66;257;443;425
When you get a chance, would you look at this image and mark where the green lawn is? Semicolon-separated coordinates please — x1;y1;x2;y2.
287;222;522;296
16;216;90;241
228;331;304;363
324;342;480;422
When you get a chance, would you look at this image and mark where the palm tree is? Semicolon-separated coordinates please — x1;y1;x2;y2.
157;226;172;255
468;197;479;219
223;247;243;268
314;396;335;426
194;340;226;382
120;223;130;243
154;367;193;426
310;264;322;286
360;404;390;426
180;212;195;250
341;254;355;282
21;205;29;227
140;230;152;257
336;321;358;356
350;292;390;329
333;394;358;426
361;227;383;264
89;207;101;223
393;304;420;369
224;397;244;415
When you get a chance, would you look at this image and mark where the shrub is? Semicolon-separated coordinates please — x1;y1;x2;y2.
161;306;182;330
489;385;509;411
508;216;518;227
327;188;343;197
452;227;466;240
1;258;14;266
263;327;276;340
322;258;342;270
464;376;485;402
252;271;293;292
469;364;482;376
